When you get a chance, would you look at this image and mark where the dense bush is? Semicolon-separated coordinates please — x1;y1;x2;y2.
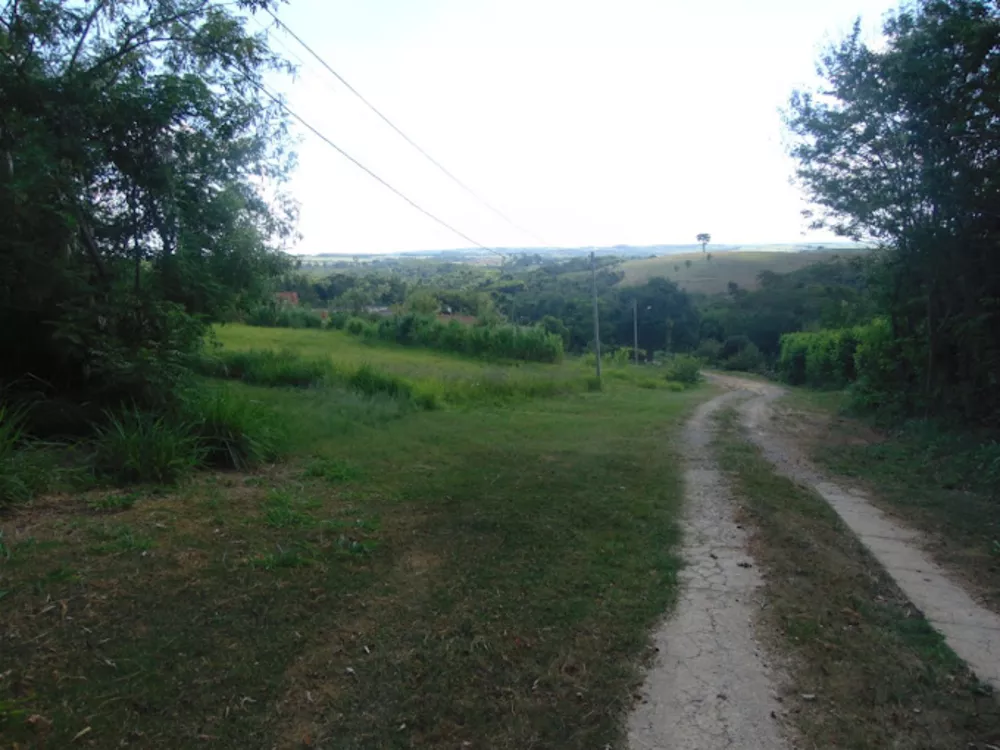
327;311;350;330
245;304;324;329
849;318;922;418
663;354;703;386
716;336;764;372
1;1;294;428
694;338;724;363
777;327;861;389
344;313;564;363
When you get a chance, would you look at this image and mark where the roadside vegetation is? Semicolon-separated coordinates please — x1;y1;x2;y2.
715;410;1000;748
777;390;1000;612
1;325;704;747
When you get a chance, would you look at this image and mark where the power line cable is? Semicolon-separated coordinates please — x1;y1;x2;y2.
250;80;502;255
263;7;549;247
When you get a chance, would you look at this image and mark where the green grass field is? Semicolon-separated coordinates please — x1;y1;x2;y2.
620;249;869;293
1;326;710;748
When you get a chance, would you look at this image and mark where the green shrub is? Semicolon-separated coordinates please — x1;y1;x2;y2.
342;313;564;363
327;311;350;330
663;354;702;385
777;327;861;389
721;340;764;372
181;388;284;470
208;349;335;388
93;408;202;484
348;364;413;401
695;338;723;363
246;304;324;329
850;317;917;417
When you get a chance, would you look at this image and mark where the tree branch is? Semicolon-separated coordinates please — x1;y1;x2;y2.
81;3;211;79
66;0;111;74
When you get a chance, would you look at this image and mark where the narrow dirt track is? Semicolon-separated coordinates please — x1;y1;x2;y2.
713;373;1000;692
627;390;789;750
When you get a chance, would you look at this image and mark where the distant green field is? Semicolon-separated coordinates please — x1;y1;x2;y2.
620;249;869;294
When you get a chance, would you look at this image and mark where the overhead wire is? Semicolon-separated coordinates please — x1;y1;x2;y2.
185;11;502;256
262;6;550;247
249;79;499;254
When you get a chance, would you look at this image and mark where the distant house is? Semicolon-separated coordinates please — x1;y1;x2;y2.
275;291;299;306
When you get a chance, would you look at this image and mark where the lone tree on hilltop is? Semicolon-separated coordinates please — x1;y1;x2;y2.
697;233;711;252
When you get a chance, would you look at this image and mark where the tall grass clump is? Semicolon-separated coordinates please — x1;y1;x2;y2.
200;349;336;388
344;313;564;363
0;406;48;506
93;408;203;484
348;364;413;401
181;388;285;470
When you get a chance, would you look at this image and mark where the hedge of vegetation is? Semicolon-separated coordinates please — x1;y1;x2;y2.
245;304;325;329
777;327;862;389
338;313;565;363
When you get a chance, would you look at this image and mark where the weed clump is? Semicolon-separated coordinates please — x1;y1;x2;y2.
181;388;285;470
0;406;50;507
93;408;202;484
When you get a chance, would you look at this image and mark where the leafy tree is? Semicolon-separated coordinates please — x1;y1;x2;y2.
696;233;711;252
1;0;294;412
787;0;1000;423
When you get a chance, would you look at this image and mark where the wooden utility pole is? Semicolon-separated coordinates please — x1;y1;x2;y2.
590;251;601;383
633;299;639;365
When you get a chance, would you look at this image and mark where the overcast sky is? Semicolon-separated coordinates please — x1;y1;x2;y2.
257;0;898;255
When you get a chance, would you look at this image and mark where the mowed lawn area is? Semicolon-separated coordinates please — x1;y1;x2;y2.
1;326;708;749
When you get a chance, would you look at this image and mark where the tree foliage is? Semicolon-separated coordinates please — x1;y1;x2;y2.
1;0;294;412
787;0;1000;423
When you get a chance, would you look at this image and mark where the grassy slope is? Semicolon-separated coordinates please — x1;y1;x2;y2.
1;329;706;748
620;249;868;293
715;410;1000;748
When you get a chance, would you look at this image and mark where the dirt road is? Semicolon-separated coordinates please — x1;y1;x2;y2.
629;374;1000;749
627;389;789;750
717;373;1000;692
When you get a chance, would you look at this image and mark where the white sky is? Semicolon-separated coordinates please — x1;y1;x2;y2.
258;0;898;255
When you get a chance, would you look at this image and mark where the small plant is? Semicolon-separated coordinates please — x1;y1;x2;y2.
89;523;153;554
87;491;141;512
261;489;316;528
93;408;202;484
0;697;27;729
304;458;363;483
250;544;315;570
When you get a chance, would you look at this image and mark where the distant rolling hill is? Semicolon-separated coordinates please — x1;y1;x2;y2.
620;248;870;295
